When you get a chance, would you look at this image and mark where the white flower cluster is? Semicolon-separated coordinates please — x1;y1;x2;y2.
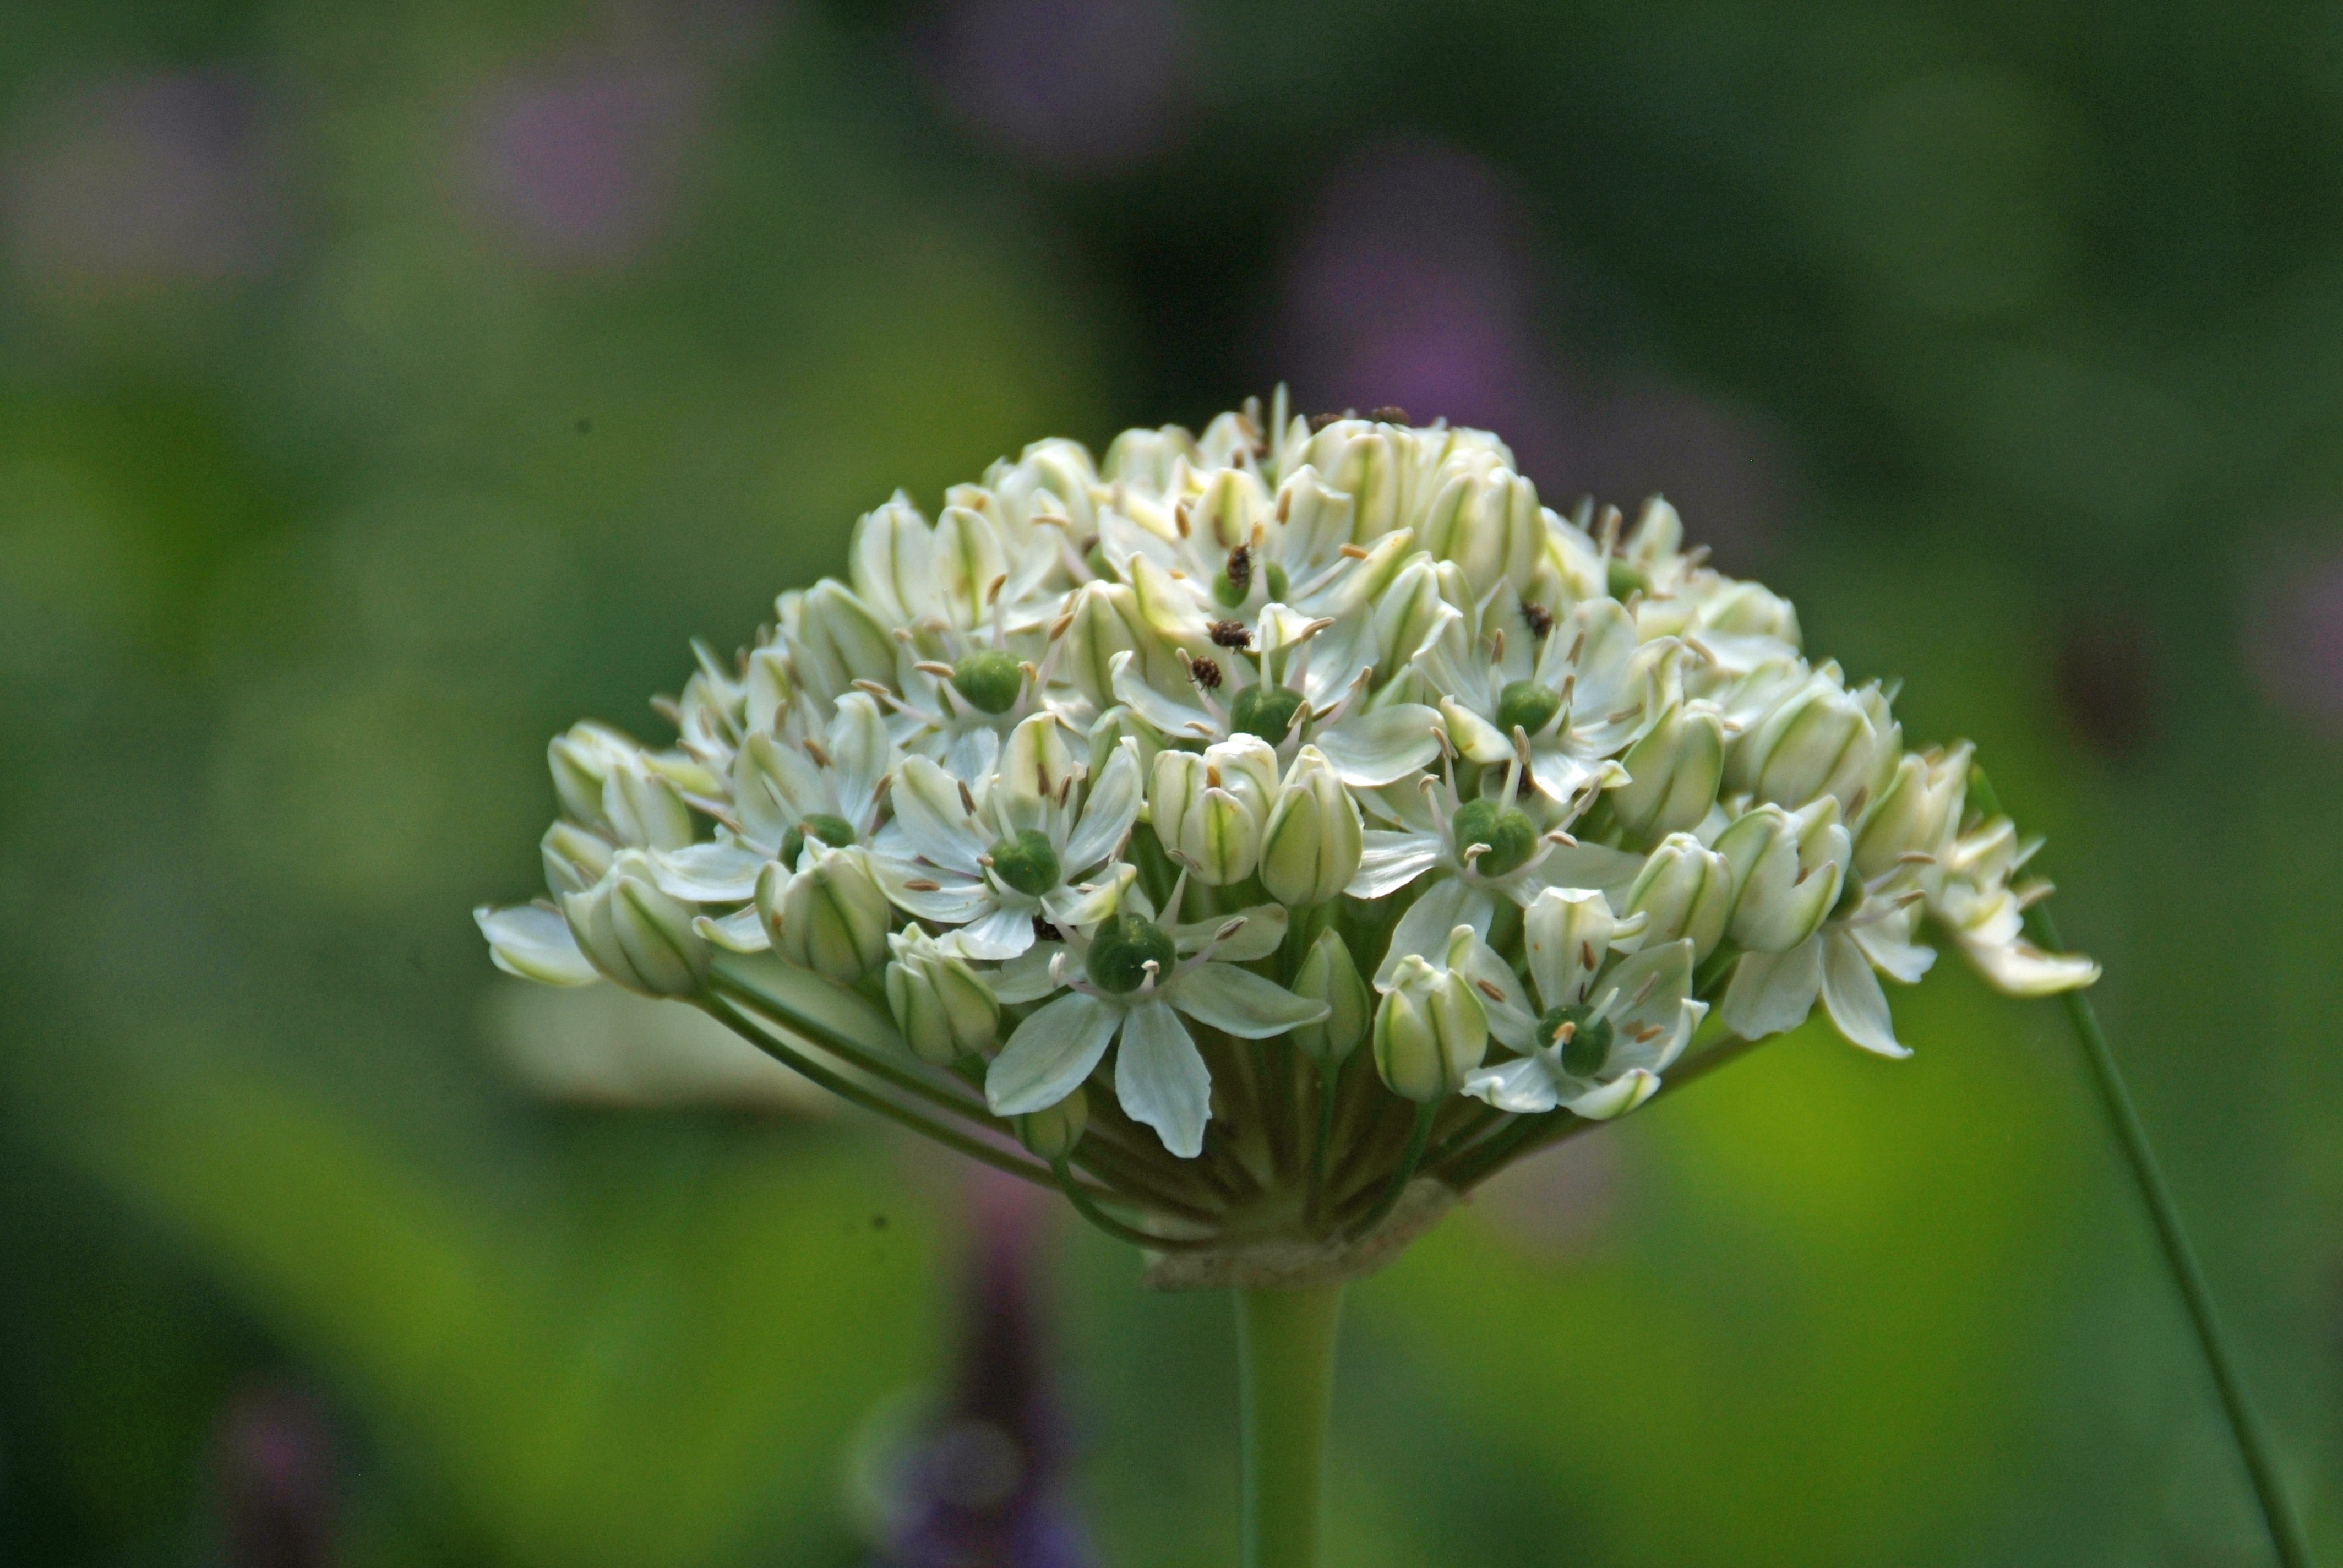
478;394;2096;1244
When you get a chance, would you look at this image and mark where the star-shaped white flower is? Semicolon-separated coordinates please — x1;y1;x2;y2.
983;877;1323;1157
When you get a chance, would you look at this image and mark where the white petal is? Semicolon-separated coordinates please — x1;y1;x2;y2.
1110;650;1217;739
1436;696;1513;766
1315;703;1445;786
1346;830;1441;899
1454;934;1538;1049
988;944;1065;1004
1462;1057;1560;1114
889;756;987;874
950;902;1038;961
1533;842;1645;899
1565;1067;1660;1120
1605;939;1697;1039
1523;886;1614;1010
1374;878;1491;990
943;724;1003;787
1718;941;1824;1042
868;854;996;922
1115;999;1213;1158
1852;913;1937;984
649;842;767;902
1061;742;1142;872
1821;929;1910;1058
1040;864;1131;929
987;992;1122;1115
476;903;600;986
1170;962;1329;1039
693;906;770;953
1959;933;2101;997
1175;904;1288;962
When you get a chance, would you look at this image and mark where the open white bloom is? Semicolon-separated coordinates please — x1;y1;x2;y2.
984;881;1325;1157
870;714;1141;960
475;393;2099;1274
1463;888;1704;1119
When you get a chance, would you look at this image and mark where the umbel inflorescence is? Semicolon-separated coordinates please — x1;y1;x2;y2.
477;393;2097;1286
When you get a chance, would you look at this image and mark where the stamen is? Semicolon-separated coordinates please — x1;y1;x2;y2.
903;878;941;892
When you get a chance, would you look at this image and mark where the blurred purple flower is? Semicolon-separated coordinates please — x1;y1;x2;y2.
3;70;281;290
916;0;1194;176
1277;138;1788;564
1280;140;1552;465
1470;1131;1622;1261
867;1168;1092;1567
215;1384;337;1568
2248;547;2343;730
461;56;702;268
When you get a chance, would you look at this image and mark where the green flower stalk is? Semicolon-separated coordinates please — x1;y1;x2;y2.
477;391;2119;1568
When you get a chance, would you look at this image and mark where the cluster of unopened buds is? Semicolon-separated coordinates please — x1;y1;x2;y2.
478;393;2098;1284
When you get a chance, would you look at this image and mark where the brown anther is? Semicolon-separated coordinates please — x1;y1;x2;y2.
1580;941;1596;971
957;779;977;816
1307;411;1344;432
903;878;941;892
1208;619;1252;650
1337;543;1369;559
985;573;1008;606
1366;405;1409;424
1898;851;1936;865
1845;786;1870;820
1567;630;1585;663
1174;502;1192;538
804;739;833;767
1476;978;1507;1003
1277;489;1292;522
1205;765;1222;788
1632;1023;1664;1043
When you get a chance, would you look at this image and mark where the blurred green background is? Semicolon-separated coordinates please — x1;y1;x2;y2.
4;1;2341;1563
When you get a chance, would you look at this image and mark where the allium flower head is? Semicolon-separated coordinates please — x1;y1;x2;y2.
477;389;2097;1283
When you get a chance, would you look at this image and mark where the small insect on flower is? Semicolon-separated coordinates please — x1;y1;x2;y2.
1209;620;1253;650
1189;655;1224;690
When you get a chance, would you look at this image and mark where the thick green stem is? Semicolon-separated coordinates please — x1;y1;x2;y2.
1970;770;2313;1568
1236;1284;1344;1568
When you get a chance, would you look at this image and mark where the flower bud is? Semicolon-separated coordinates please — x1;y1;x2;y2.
1372;949;1488;1102
1728;666;1900;812
1852;742;1970;880
884;931;1000;1065
1622;833;1734;959
759;846;891;986
602;754;695;851
560;851;710;997
541;820;614;895
1418;463;1542;597
1149;737;1277;885
1260;746;1364;905
1714;800;1850;954
1015;1085;1088;1161
1289;928;1371;1065
548;722;637;829
1609;699;1725;841
787;580;897;704
1371;556;1452;670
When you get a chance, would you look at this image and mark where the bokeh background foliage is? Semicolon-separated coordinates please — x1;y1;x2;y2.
2;0;2339;1564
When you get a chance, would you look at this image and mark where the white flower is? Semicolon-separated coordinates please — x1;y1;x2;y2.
1719;875;1937;1058
984;881;1324;1157
1413;581;1665;804
1464;888;1703;1120
1932;815;2101;997
1350;744;1625;988
478;393;2102;1256
870;714;1142;960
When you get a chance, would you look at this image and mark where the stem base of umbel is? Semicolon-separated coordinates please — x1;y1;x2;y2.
1142;1178;1456;1292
